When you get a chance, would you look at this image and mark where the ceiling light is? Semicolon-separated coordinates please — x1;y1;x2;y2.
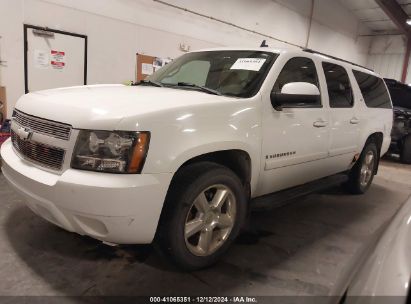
407;19;411;25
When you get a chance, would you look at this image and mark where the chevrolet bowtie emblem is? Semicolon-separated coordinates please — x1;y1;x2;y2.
16;126;33;141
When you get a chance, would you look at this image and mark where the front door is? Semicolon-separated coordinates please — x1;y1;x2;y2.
257;56;330;196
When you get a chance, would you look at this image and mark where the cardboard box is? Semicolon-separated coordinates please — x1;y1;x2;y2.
0;86;6;122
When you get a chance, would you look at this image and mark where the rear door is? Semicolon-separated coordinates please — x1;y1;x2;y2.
352;70;393;155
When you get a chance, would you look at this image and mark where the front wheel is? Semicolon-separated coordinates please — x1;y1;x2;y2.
156;162;247;270
346;142;378;194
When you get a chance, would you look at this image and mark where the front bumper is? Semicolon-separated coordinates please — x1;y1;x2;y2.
1;139;173;244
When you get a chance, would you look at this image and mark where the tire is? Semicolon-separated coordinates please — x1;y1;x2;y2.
155;162;247;270
346;141;378;194
400;135;411;164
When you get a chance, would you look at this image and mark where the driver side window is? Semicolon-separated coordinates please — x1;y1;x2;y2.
272;57;321;107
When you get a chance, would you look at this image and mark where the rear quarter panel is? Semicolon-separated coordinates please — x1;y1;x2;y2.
349;70;393;156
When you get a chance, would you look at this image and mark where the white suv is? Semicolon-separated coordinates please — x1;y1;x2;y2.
1;48;393;270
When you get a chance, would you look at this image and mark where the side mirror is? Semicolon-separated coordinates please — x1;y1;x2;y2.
271;82;320;111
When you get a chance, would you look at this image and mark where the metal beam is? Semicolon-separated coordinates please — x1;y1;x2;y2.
359;29;403;36
375;0;411;37
375;0;411;83
402;39;411;82
305;0;315;48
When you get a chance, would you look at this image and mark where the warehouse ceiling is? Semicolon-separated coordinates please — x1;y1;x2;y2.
340;0;411;33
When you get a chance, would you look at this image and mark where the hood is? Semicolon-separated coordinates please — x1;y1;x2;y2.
15;84;236;130
394;106;411;116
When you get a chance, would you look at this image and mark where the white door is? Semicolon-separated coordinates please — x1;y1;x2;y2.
321;62;360;165
257;56;330;196
25;26;86;92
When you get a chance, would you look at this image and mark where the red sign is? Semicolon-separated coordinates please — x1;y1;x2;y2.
51;61;65;68
50;50;65;70
51;50;65;56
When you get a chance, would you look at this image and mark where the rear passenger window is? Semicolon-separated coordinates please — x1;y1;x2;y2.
353;70;392;109
322;63;353;108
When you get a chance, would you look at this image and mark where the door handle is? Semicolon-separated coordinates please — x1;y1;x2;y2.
350;118;360;125
313;120;328;128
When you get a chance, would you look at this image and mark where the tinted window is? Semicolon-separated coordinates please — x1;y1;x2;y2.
322;63;353;108
161;60;211;86
353;71;392;109
272;57;320;106
273;57;319;91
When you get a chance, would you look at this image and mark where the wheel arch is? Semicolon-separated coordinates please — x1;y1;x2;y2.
364;132;384;174
157;149;254;230
179;149;252;192
170;142;257;192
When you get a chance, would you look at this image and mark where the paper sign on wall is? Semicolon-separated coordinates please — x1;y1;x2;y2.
142;63;154;75
153;57;172;72
51;50;66;70
34;49;49;69
230;58;266;71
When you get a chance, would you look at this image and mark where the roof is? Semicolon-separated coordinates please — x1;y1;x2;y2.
191;46;379;77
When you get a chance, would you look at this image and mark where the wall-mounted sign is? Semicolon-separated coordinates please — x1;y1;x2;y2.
50;50;65;70
153;57;172;72
142;63;154;75
33;49;49;69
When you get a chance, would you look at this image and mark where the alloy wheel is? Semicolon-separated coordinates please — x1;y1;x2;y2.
184;184;237;256
360;150;375;187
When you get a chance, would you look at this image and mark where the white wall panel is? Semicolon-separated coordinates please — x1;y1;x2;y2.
0;0;24;114
155;0;311;47
308;21;371;65
0;0;372;115
367;35;406;82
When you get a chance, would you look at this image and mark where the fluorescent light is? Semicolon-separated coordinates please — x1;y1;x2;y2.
176;113;193;121
407;19;411;25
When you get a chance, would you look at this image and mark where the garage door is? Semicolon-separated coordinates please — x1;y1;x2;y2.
24;25;87;93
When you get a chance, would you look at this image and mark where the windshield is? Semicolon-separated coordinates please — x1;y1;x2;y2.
148;50;278;98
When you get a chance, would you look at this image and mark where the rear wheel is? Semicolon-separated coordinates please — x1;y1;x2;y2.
346;142;378;194
156;162;247;270
400;135;411;164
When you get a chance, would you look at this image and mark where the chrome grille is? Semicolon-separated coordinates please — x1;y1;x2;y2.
11;131;65;170
12;110;71;140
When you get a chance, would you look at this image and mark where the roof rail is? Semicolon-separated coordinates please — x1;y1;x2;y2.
302;48;374;72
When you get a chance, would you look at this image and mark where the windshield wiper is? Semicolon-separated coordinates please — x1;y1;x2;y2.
134;80;164;87
173;82;222;96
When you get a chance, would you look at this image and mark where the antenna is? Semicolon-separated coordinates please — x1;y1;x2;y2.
260;40;269;47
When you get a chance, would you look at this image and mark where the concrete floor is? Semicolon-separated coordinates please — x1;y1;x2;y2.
0;158;411;297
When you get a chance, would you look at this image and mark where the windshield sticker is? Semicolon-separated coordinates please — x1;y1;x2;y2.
230;58;267;71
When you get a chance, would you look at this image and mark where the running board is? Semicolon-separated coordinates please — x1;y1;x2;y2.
251;173;348;210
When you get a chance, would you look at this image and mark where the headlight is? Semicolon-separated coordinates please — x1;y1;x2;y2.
71;130;150;173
